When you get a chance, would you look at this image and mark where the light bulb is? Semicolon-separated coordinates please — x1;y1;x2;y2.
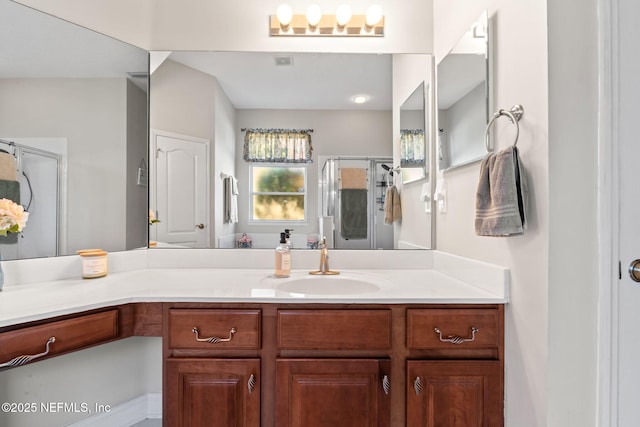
336;4;352;28
306;4;322;28
365;5;383;28
276;4;293;30
353;95;368;104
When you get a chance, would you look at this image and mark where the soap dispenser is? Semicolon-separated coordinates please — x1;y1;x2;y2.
284;229;294;249
274;232;291;278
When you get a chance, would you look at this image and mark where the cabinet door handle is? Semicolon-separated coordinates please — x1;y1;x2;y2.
434;326;478;344
414;376;422;396
248;374;256;394
192;327;236;343
382;374;390;395
0;337;56;368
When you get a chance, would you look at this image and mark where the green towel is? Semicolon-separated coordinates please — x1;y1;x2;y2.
0;180;21;244
340;189;368;240
0;179;20;204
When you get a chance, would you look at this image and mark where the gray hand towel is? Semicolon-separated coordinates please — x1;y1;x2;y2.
475;146;527;236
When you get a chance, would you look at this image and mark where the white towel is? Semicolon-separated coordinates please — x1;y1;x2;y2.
475;146;528;236
224;176;238;223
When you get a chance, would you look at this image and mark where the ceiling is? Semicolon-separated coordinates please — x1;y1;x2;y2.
167;51;392;111
1;0;393;111
0;1;147;80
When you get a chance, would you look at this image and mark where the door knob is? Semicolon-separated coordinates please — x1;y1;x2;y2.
629;260;640;282
195;224;205;229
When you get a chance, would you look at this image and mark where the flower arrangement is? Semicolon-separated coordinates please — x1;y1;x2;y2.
149;209;160;225
236;233;252;248
0;198;28;236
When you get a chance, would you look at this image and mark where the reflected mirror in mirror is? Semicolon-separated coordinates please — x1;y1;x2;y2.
400;81;427;184
437;11;489;170
0;0;149;260
149;51;432;250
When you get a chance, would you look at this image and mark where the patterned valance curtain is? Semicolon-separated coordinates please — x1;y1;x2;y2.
400;129;425;165
243;129;313;163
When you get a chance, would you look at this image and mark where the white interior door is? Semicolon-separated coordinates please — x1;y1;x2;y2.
151;130;209;248
615;0;640;423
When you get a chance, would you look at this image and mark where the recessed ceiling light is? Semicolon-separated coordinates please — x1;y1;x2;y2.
353;95;368;104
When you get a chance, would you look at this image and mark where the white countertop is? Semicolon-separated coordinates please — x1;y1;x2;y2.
0;267;507;327
0;250;510;327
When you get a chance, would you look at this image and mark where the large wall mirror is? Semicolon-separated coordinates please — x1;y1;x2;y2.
399;82;427;184
437;11;489;171
149;51;433;250
0;0;149;260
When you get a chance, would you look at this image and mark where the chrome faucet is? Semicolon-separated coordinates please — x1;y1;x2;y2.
309;237;339;275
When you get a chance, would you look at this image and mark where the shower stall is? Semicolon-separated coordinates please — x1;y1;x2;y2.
320;157;394;250
0;138;64;260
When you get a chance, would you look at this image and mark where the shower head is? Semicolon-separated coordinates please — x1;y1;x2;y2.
381;164;393;175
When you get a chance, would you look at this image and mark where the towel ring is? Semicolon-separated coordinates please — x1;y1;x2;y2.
485;105;524;152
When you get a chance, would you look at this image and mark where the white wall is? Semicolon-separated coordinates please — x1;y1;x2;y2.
236;109;392;238
547;0;599;425
0;78;129;253
393;54;433;250
433;1;549;426
126;80;149;251
0;337;162;427
212;78;237;246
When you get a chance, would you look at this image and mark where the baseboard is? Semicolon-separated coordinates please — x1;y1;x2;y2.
68;393;161;427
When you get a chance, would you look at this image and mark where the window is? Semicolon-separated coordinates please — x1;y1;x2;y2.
243;129;313;163
244;129;312;222
250;165;307;222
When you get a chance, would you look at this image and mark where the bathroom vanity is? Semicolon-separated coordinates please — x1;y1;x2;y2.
164;302;503;426
0;250;507;427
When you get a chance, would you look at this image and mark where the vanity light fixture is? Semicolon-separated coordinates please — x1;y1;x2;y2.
270;4;384;37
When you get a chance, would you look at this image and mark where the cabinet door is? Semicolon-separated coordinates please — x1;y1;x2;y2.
276;358;390;427
407;360;502;427
165;358;260;427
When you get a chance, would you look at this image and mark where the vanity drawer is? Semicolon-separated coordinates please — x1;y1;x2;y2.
407;308;500;350
0;310;118;368
168;309;261;350
277;309;391;350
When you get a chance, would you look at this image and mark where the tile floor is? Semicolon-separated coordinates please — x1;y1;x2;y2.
130;419;161;427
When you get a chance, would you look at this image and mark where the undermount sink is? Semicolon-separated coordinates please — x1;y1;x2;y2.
268;274;385;295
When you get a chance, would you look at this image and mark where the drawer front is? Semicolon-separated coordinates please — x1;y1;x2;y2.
277;309;391;350
169;309;261;350
407;308;500;350
0;310;118;368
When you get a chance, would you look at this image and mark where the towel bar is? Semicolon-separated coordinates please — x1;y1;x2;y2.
485;104;524;152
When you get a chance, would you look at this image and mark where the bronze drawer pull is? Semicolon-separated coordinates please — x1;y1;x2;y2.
414;376;422;396
434;327;478;344
382;375;390;395
192;327;236;343
248;374;256;394
0;337;56;368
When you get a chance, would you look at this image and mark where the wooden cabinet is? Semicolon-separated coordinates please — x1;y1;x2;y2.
162;303;503;427
0;309;119;369
406;308;504;427
276;358;390;427
165;358;260;427
407;361;502;427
